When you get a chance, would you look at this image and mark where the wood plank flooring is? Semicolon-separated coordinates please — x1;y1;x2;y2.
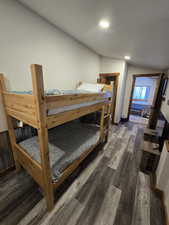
0;122;165;225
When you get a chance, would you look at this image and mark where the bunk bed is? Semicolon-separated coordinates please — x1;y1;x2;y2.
0;64;112;211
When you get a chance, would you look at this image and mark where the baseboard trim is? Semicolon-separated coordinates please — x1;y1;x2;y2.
113;122;119;125
120;118;129;122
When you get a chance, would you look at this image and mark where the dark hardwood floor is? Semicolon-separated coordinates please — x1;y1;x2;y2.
0;123;165;225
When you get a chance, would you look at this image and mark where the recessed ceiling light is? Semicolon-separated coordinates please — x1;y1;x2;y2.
99;20;110;29
124;55;131;60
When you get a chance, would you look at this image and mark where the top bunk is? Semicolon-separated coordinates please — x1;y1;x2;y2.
0;64;113;130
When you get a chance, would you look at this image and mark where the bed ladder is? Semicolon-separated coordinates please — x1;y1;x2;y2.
100;104;111;143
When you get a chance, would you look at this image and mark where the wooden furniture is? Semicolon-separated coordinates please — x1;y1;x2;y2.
140;141;160;173
0;64;110;211
144;128;159;137
98;73;119;124
130;103;151;117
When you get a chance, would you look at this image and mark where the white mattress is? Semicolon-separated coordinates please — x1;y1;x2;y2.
10;90;107;116
47;99;105;116
77;82;105;93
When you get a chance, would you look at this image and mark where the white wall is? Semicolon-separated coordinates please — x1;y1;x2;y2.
132;77;158;105
100;57;127;123
161;70;169;122
156;71;169;219
156;142;169;219
0;0;100;132
122;65;162;118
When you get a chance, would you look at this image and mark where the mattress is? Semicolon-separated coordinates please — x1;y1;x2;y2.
10;89;100;95
19;120;100;181
47;99;105;115
10;90;107;116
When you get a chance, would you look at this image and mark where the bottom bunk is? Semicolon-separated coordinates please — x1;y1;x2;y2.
19;120;100;182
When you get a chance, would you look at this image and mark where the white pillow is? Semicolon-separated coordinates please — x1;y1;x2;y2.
77;82;104;93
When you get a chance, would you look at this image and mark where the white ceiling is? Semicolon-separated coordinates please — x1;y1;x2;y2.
19;0;169;69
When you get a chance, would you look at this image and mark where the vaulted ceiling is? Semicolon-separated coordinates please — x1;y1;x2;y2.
19;0;169;69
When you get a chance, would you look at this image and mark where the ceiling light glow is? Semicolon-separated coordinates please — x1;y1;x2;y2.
99;20;110;29
124;55;131;60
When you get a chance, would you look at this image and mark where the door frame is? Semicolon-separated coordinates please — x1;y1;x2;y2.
127;73;162;125
99;73;120;124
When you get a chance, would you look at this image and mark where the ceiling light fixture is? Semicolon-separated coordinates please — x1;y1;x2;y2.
124;55;131;60
99;19;110;29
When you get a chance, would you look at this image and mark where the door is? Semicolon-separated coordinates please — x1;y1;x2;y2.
148;73;166;129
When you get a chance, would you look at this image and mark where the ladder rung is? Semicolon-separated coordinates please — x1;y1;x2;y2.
104;114;110;119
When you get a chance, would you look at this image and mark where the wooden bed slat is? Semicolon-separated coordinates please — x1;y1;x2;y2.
4;93;35;112
47;102;105;129
3;92;37;127
46;93;104;110
3;92;34;102
15;144;44;188
53;140;100;188
6;107;38;128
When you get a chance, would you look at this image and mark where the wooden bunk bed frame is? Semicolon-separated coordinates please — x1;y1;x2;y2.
99;73;120;124
0;64;110;211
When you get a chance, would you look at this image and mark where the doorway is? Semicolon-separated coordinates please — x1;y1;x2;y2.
128;73;165;129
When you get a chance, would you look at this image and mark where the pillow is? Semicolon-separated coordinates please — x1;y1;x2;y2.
60;90;90;95
45;89;61;95
77;82;104;93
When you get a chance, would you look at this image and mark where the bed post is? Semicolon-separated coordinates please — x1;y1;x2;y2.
0;74;21;171
31;64;54;211
100;106;105;141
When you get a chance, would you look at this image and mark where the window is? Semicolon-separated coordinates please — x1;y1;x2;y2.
133;86;150;101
